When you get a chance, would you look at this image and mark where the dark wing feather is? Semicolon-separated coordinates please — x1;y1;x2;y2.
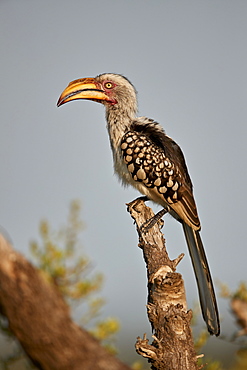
129;120;200;229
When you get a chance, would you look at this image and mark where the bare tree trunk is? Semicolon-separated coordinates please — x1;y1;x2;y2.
127;198;198;370
0;234;131;370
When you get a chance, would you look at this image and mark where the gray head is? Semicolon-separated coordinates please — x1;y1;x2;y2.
57;73;138;118
95;73;137;112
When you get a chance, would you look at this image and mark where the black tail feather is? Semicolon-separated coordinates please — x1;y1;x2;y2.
182;222;220;336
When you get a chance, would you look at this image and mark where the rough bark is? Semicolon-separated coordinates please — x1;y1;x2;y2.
127;198;198;370
0;234;131;370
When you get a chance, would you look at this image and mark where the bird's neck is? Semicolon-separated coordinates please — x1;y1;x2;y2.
105;105;136;151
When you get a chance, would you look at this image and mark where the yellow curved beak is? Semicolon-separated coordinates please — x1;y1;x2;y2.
57;78;111;107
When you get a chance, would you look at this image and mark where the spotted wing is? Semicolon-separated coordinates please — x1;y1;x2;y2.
121;130;200;230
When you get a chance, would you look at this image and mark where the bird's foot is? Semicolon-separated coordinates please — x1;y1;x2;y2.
127;196;149;225
127;196;169;233
130;196;149;207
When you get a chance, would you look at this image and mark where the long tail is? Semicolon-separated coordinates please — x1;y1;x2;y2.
182;222;220;336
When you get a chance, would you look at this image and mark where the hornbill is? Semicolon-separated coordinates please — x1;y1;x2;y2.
57;73;220;336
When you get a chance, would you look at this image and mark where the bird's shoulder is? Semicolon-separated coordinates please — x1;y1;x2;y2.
129;118;193;190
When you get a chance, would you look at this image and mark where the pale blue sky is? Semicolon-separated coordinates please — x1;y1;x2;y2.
1;1;246;366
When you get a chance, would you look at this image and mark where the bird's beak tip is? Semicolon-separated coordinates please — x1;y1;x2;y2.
56;97;64;107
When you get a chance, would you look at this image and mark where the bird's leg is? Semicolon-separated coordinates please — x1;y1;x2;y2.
140;207;169;233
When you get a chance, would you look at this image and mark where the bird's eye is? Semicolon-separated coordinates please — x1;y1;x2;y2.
104;82;113;89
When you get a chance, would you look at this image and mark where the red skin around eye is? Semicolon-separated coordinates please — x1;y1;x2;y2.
99;81;118;105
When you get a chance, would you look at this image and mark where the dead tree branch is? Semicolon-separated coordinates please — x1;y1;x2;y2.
127;198;198;370
0;234;131;370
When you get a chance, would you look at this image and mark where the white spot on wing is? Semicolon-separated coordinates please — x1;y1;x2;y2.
167;178;173;187
159;186;167;194
154;178;161;186
121;142;128;150
137;168;146;180
128;163;135;173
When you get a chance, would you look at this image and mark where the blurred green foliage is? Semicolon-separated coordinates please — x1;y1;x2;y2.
0;201;119;369
232;283;247;303
30;201;103;312
229;348;247;370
